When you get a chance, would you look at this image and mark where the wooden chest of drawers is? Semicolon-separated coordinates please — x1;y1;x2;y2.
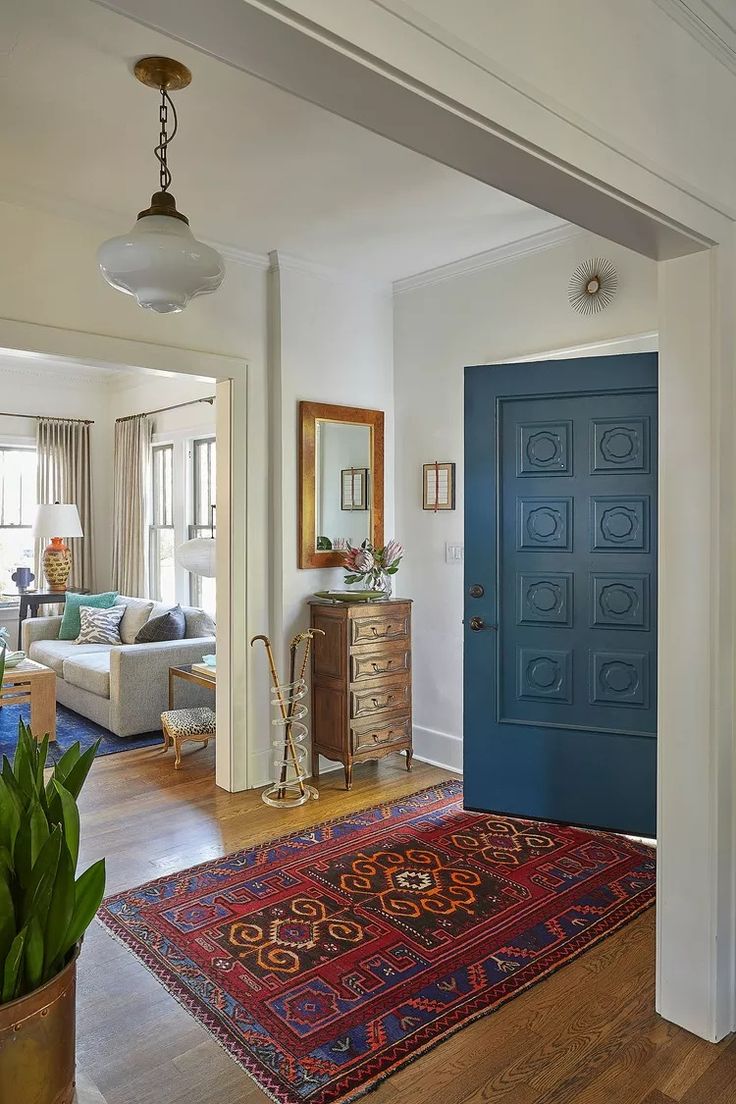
310;599;413;789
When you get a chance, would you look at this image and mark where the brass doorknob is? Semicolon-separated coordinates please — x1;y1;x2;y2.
469;616;485;631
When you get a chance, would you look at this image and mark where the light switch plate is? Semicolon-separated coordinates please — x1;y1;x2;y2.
445;542;464;563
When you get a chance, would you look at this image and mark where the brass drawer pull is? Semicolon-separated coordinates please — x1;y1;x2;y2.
371;659;393;673
373;730;394;742
371;624;392;637
370;694;394;709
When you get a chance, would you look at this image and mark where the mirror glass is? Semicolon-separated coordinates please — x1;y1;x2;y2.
315;420;371;552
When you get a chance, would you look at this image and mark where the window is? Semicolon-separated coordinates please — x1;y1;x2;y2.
189;436;216;615
149;443;175;604
0;447;37;595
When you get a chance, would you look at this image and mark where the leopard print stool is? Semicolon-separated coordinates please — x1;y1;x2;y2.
161;707;216;769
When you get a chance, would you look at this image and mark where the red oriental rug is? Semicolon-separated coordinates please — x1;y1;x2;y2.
98;780;655;1104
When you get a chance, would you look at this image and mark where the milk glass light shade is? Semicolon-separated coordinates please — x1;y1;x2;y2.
97;211;224;315
176;536;216;577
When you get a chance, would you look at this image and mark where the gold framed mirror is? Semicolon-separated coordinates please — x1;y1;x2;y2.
299;401;384;569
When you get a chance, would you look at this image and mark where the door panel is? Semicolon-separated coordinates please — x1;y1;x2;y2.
464;354;657;836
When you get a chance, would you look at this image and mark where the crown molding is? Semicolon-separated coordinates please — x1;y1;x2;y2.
268;248;392;292
393;223;584;294
651;0;736;75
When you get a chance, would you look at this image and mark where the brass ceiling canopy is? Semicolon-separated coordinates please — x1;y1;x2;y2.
133;56;192;92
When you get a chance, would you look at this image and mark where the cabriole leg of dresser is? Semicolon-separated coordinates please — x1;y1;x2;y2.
345;762;353;790
406;749;413;772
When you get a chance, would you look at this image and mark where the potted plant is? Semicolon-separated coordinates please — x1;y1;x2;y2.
0;650;106;1104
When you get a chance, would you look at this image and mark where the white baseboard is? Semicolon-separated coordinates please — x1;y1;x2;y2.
412;724;463;773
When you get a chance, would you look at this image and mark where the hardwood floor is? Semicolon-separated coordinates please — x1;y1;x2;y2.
76;745;733;1104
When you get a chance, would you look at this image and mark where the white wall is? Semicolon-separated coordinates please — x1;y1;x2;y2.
266;255;394;778
393;229;658;770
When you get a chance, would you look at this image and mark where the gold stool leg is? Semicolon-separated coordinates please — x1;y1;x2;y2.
162;722;171;752
174;735;183;769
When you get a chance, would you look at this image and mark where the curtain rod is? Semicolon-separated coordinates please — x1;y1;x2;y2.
0;412;94;424
115;396;215;423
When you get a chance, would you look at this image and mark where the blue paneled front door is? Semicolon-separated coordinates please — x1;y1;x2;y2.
464;355;657;836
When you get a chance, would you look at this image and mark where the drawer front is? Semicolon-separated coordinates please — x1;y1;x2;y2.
351;680;411;719
352;715;411;753
351;611;409;646
350;646;411;683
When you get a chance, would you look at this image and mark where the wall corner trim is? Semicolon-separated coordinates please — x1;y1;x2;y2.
393;224;584;294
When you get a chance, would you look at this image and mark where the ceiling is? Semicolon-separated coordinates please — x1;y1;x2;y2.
0;0;563;283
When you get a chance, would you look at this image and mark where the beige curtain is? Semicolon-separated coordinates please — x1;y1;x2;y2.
36;418;94;590
112;415;152;597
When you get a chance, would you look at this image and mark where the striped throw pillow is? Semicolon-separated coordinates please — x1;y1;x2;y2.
75;604;125;645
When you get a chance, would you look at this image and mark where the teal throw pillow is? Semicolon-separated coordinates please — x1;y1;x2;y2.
59;591;118;640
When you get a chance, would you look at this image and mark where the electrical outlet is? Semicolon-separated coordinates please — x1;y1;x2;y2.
445;542;464;564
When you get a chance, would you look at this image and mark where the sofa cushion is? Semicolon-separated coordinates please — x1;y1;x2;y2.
29;639;113;678
62;652;111;698
145;602;215;639
75;604;125;645
59;591;118;640
135;605;186;643
115;597;155;645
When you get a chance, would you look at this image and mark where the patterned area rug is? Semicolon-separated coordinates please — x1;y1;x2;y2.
98;780;655;1104
0;702;162;764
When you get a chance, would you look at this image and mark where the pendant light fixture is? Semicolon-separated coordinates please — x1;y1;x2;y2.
98;57;224;314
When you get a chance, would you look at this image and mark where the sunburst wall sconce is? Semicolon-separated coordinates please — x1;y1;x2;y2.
98;57;224;314
568;257;618;316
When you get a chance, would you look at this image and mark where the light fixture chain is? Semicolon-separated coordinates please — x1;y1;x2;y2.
158;89;170;192
154;88;178;194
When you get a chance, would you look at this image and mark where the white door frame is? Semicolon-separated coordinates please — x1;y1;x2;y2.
0;317;251;793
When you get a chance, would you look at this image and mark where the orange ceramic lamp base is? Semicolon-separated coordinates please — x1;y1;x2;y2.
43;536;73;593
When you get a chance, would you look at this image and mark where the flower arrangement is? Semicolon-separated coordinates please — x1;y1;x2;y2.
343;539;403;595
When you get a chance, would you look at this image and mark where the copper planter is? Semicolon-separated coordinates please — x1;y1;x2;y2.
0;949;78;1104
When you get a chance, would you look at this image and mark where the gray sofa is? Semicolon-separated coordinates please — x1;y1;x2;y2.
22;596;216;737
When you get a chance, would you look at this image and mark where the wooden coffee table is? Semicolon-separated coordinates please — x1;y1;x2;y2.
1;658;56;742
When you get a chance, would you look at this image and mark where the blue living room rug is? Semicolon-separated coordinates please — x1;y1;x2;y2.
0;702;163;765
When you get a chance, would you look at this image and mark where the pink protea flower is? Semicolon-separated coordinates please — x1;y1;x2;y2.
354;547;375;573
383;539;404;570
343;546;362;572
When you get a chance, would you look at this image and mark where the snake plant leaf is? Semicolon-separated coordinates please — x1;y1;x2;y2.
24;915;43;992
14;798;50;890
0;776;20;853
34;733;50;794
0;871;15;971
0;845;11;879
48;742;98;817
1;758;24;817
46;742;81;800
13;799;51;892
22;826;62;928
2;926;27;1002
12;731;35;805
61;858;106;959
43;840;75;976
51;780;79;872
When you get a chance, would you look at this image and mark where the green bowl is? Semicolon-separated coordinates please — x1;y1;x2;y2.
313;590;386;603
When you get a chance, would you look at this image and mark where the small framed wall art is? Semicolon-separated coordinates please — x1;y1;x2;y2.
423;461;456;511
341;467;369;511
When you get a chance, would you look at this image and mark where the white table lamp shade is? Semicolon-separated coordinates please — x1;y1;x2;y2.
176;537;216;578
33;503;84;539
